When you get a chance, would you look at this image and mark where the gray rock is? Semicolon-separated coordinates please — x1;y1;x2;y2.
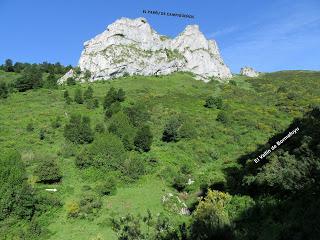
59;17;232;83
240;66;259;77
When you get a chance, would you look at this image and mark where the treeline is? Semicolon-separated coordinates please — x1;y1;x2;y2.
0;59;72;97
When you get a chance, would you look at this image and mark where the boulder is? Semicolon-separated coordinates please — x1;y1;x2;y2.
240;66;259;77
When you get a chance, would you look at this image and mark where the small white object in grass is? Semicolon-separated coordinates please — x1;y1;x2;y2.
187;178;194;185
45;188;57;192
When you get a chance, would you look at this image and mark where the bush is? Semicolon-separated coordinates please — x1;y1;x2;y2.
63;90;72;104
34;158;62;184
51;116;62;129
172;174;188;192
134;125;153;152
26;122;34;132
162;116;184;142
216;111;230;124
108;112;136;150
84;86;93;100
96;176;117;196
66;77;76;86
74;88;84;104
0;81;9;98
103;87;125;110
64;114;94;144
95;123;105;133
204;96;223;109
75;133;127;170
105;102;121;118
121;157;145;181
14;65;43;91
124;103;151;127
39;128;45;140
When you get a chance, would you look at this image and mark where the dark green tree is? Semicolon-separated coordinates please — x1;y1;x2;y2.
134;125;153;152
14;65;43;91
84;86;94;100
45;72;57;88
204;96;223;109
0;149;35;220
74;88;84;104
125;103;151;127
64;114;94;144
0;81;9;98
34;158;62;184
162;116;183;142
4;59;14;72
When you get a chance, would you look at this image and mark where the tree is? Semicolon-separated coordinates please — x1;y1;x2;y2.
105;102;121;118
0;81;9;98
0;149;35;220
84;86;94;100
74;88;84;104
67;77;76;86
216;111;230;124
134;125;153;152
4;59;14;72
103;87;126;110
75;133;126;170
96;176;117;196
14;65;43;91
64;114;94;144
190;190;233;240
162;116;183;142
204;96;223;109
45;72;57;88
34;158;62;184
64;90;72;104
108;112;136;150
125;103;151;127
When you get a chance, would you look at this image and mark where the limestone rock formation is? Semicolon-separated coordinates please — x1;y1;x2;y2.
59;17;232;83
240;66;259;77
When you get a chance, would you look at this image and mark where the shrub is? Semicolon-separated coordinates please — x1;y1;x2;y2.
105;102;121;118
172;173;188;192
178;121;197;139
26;122;34;132
121;157;145;180
134;125;153;152
162;116;184;142
34;158;62;184
64;114;94;144
95;123;105;133
96;176;117;196
66;77;76;86
190;190;233;240
51;116;62;129
74;88;84;104
75;133;126;170
14;65;43;91
0;81;9;98
124;103;151;127
63;90;72;104
108;112;136;150
39;128;45;140
66;200;80;218
103;87;125;110
84;86;93;100
204;96;223;109
216;111;230;124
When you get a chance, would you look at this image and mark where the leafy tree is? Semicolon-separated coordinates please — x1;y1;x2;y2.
204;96;223;109
14;65;43;91
0;149;35;220
95;123;105;133
4;59;14;72
75;133;126;170
34;158;62;184
64;90;72;104
0;81;9;98
125;103;151;127
74;88;84;104
108;112;136;150
64;114;94;144
190;190;233;240
162;116;183;142
121;157;145;181
134;125;153;152
84;86;94;100
216;111;230;124
66;77;76;86
96;176;117;196
105;102;121;118
45;73;57;88
103;87;126;110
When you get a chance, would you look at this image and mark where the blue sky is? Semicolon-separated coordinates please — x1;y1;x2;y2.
0;0;319;73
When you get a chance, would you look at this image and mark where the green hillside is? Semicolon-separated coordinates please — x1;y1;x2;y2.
0;69;319;239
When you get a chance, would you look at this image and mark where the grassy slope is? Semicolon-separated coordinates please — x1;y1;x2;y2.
0;70;319;239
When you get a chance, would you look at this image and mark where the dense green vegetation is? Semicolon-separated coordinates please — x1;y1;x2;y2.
0;62;319;239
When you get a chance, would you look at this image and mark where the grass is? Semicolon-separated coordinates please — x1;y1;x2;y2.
0;70;319;239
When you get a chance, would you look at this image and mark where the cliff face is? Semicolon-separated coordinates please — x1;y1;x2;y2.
61;17;232;83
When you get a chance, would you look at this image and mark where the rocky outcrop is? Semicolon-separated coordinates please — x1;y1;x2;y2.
59;17;232;83
240;66;259;77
